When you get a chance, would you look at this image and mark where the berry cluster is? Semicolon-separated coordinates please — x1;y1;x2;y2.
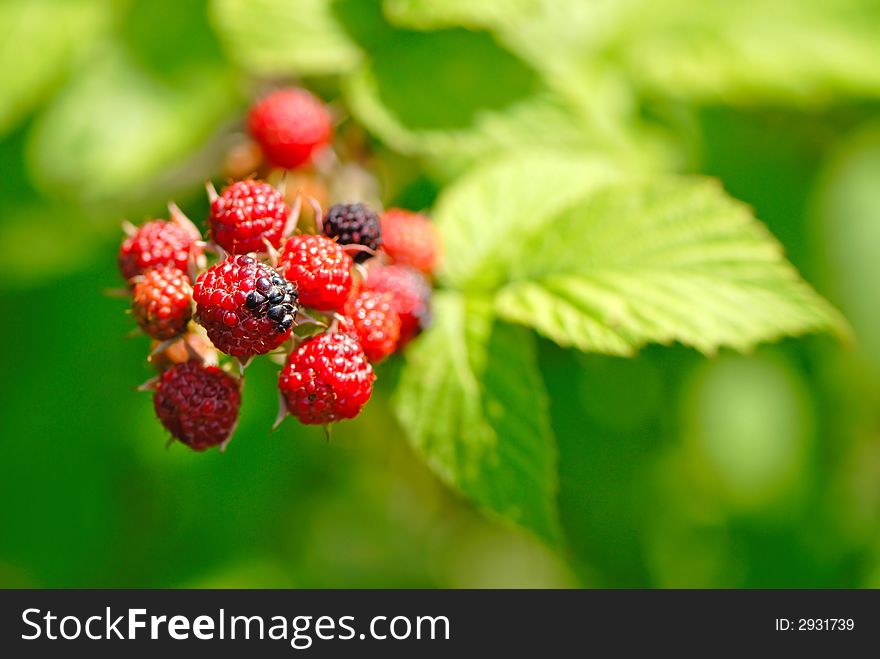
115;87;441;452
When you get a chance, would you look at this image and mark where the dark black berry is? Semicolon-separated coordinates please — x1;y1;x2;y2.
245;291;265;310
322;202;381;263
244;264;299;333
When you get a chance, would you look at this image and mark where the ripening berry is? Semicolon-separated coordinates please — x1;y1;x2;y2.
119;220;201;281
279;332;374;425
365;264;431;346
131;266;193;340
248;88;333;170
193;254;298;357
380;208;441;275
209;179;290;254
279;234;353;311
153;360;241;451
344;290;401;362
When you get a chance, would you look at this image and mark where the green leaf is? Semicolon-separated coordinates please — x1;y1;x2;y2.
343;26;633;172
614;0;880;105
386;0;880;106
26;45;238;201
493;177;850;355
393;292;560;543
384;0;537;31
0;0;113;135
434;150;626;290
209;0;362;76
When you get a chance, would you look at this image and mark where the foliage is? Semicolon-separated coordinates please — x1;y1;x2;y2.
0;0;878;588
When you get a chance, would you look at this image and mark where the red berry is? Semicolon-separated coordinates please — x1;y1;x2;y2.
334;314;358;337
153;360;241;451
209;180;290;254
279;332;374;425
132;266;193;340
279;234;352;311
119;220;201;281
380;208;440;274
193;254;298;357
365;264;431;346
344;290;401;362
248;88;333;170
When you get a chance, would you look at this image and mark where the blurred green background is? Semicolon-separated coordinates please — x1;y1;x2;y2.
2;0;880;588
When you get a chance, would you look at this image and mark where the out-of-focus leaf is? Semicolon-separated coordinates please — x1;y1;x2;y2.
0;0;113;135
0;205;108;289
124;0;229;77
615;0;880;105
387;0;880;106
393;293;560;544
384;0;543;31
385;0;624;71
680;354;814;511
26;46;238;200
343;27;633;171
209;0;362;76
814;124;880;368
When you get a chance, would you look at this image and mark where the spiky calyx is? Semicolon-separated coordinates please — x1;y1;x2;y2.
193;254;298;357
132;266;193;340
153;360;241;451
279;332;374;425
209;180;290;254
280;234;353;311
119;220;201;282
322;203;381;263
